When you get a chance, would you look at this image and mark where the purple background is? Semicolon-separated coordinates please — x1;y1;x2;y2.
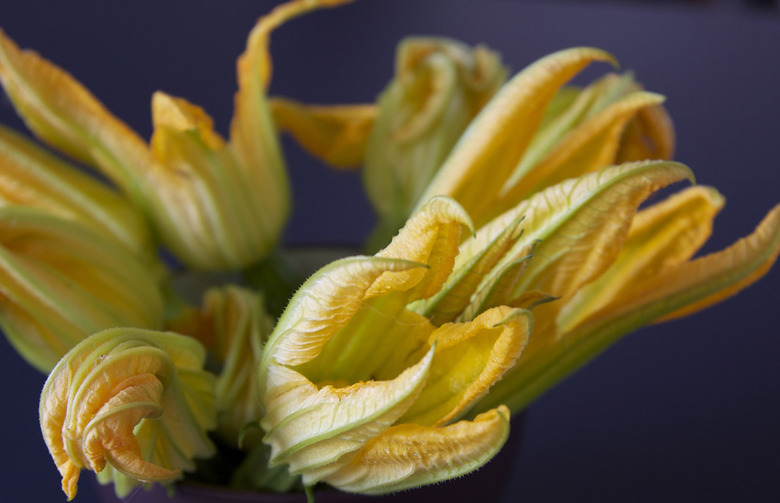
1;1;778;501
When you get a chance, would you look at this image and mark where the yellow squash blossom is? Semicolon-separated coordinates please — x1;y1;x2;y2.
257;197;533;494
0;0;352;270
0;124;155;265
0;207;163;372
418;47;674;228
39;328;216;500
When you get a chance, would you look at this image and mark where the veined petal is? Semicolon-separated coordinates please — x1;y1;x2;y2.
0;208;163;372
558;186;724;332
270;97;376;168
259;256;426;370
261;348;434;475
150;92;279;269
413;215;525;324
479;204;780;415
0;30;156;205
374;196;473;300
498;91;666;207
609;202;780;323
418;47;616;225
400;307;532;426
315;406;510;494
478;160;694;304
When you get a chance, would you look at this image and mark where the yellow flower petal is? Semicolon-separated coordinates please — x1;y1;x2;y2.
558;185;724;332
261;348;434;475
614;202;780;323
270;97;376;168
616;99;675;163
230;0;352;248
40;329;216;500
0;124;153;260
418;47;616;225
414;215;525;325
471;160;694;309
480;204;780;415
314;406;510;495
401;307;531;426
0;29;156;205
0;208;163;372
498;91;667;208
374;196;473;300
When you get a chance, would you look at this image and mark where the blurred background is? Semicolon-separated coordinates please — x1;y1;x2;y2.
0;1;778;501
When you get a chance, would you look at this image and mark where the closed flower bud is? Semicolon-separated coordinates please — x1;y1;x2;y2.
39;328;216;500
363;37;507;248
0;207;164;372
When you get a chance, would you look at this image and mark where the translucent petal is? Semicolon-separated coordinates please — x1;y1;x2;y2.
271;97;376;168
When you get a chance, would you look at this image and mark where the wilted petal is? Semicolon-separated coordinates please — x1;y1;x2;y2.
616;99;675;163
419;47;616;225
39;329;216;500
314;406;510;494
271;97;376;168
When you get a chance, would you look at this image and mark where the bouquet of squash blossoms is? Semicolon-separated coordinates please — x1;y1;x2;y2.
0;0;777;501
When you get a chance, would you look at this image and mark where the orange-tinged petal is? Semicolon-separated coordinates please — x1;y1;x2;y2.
40;329;215;500
418;47;616;225
313;406;510;494
616;100;675;162
270;97;376;168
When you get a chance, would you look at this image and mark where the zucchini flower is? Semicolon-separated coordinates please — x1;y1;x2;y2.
0;207;163;372
258;197;533;494
360;37;507;246
39;328;216;500
419;47;675;227
0;0;352;270
413;161;780;415
174;285;274;448
0;124;157;268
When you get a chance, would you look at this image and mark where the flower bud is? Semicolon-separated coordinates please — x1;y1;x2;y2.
39;328;216;500
0;207;163;372
363;37;507;247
